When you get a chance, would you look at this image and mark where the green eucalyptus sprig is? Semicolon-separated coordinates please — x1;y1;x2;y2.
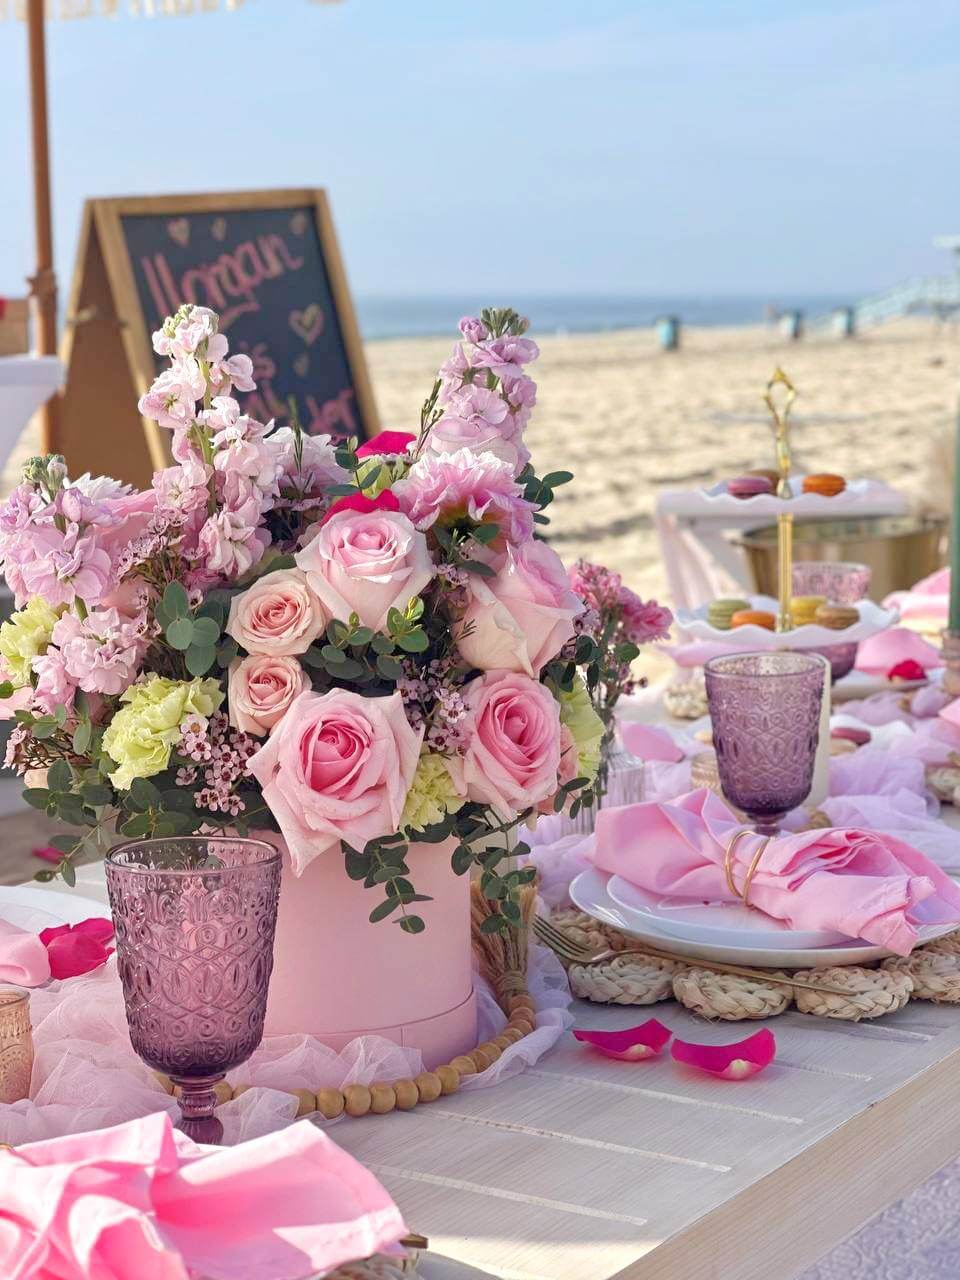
155;582;229;677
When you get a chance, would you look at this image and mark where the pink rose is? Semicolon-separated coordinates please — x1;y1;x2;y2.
456;540;583;676
451;671;562;819
295;509;434;632
227;568;327;657
246;689;423;874
228;654;310;736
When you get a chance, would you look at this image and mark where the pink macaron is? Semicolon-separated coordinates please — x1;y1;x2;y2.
727;474;775;499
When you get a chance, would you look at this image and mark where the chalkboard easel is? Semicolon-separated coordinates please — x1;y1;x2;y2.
59;189;378;488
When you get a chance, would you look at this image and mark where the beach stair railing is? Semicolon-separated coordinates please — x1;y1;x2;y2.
808;275;960;336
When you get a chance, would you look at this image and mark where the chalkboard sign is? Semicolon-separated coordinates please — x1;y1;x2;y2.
59;190;378;488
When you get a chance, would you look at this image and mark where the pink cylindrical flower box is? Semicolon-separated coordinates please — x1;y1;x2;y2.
262;836;478;1069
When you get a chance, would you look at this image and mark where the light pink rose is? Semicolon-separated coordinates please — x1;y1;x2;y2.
227;568;327;657
228;655;310;736
295;510;434;632
246;689;423;874
456;540;583;676
451;671;562;820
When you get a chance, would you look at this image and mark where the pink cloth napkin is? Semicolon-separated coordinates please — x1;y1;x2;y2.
855;627;942;676
590;789;960;954
0;919;50;987
0;1111;407;1280
618;722;684;763
884;567;950;626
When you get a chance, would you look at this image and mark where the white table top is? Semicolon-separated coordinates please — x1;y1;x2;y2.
44;838;960;1280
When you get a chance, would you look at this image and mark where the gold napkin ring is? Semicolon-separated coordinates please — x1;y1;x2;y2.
723;830;773;908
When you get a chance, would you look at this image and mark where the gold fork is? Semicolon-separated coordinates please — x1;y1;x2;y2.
533;914;858;998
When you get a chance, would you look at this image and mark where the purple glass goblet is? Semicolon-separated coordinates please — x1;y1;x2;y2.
704;652;825;833
106;836;281;1144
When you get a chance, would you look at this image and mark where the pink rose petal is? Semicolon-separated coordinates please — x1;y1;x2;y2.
671;1028;776;1080
573;1018;672;1061
356;430;416;458
40;920;115;979
32;846;61;864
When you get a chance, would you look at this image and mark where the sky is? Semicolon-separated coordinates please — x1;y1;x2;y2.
1;0;959;302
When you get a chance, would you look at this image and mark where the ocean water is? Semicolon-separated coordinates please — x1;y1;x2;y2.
354;293;851;341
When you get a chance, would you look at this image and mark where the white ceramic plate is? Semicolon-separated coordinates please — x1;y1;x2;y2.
606;876;851;949
569;868;956;968
0;885;109;934
676;595;898;649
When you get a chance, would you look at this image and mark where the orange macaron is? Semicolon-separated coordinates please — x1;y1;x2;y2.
730;609;777;630
802;473;846;497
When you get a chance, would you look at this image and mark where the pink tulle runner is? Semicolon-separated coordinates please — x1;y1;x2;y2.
0;946;571;1148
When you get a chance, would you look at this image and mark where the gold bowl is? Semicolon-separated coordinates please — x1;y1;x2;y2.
735;515;946;603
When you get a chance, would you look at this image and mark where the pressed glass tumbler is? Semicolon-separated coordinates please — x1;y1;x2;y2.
106;836;281;1143
704;652;825;833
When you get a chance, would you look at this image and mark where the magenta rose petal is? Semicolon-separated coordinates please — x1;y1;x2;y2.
72;917;115;944
43;931;112;980
573;1018;672;1061
671;1028;777;1080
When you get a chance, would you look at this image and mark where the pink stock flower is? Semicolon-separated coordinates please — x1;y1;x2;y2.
501;372;537;428
459;316;489;343
451;671;562;820
444;385;510;430
457;540;583;677
137;357;206;430
228;654;311;736
197;505;269;580
246;689;423;874
426;416;527;472
619;586;673;644
20;528;113;608
205;336;257;393
226;568;327;657
394;448;535;544
153;459;212;516
52;607;148;696
152;305;218;356
471;335;540;378
296;508;434;631
32;648;76;715
269;428;346;490
356;431;417;459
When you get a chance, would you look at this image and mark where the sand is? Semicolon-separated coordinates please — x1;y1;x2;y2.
369;316;959;604
5;316;958;607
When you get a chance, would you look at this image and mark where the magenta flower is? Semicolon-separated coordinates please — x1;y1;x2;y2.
356;431;417;459
573;1019;673;1061
394;448;535;544
671;1029;777;1081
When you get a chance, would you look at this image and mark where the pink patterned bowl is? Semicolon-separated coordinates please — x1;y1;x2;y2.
791;561;871;604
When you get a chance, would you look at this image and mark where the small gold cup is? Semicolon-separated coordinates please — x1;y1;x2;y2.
0;988;33;1104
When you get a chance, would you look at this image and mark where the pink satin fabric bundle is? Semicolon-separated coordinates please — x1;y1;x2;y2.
0;919;50;987
0;1111;407;1280
590;789;960;954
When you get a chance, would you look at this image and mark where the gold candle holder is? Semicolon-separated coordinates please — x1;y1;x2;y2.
0;988;33;1104
763;368;798;632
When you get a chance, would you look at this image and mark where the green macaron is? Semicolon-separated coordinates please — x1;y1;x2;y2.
706;597;751;630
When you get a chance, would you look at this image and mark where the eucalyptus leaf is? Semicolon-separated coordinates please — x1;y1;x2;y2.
185;645;216;676
47;760;72;793
166;617;195;651
162;581;190;619
191;616;221;647
398;915;425;934
369;898;401;923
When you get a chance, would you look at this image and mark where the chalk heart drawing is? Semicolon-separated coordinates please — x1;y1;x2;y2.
293;353;310;377
289;212;309;236
167;218;190;247
211;216;228;242
289;305;324;346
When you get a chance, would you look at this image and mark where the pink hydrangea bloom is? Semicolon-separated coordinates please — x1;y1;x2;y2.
394;448;535;543
52;607;148;696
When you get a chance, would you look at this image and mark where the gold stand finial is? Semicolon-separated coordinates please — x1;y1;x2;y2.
763;368;798;632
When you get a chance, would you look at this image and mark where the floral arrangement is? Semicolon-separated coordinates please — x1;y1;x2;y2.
0;304;670;933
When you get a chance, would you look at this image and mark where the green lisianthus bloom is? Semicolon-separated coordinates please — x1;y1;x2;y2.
0;596;60;687
102;674;224;791
556;677;605;783
401;751;465;834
